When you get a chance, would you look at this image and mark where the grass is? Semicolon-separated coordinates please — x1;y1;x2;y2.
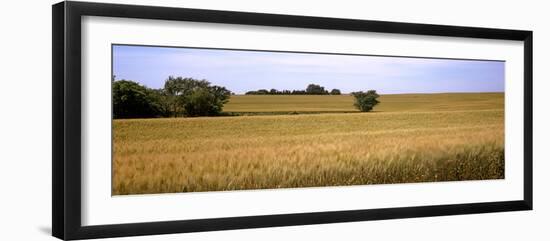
113;92;504;195
223;92;504;113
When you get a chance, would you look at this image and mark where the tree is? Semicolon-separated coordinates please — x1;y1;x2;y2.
330;89;341;95
305;84;327;95
112;76;231;118
183;87;216;116
112;80;162;118
163;76;231;117
352;90;380;112
245;84;332;95
146;88;172;117
204;85;232;114
291;90;306;95
164;76;211;117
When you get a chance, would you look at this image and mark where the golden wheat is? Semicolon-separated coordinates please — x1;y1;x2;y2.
113;93;504;195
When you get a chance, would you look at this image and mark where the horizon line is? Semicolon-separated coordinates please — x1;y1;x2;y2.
232;91;505;95
113;78;504;96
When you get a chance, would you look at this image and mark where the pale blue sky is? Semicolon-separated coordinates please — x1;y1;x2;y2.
112;45;504;94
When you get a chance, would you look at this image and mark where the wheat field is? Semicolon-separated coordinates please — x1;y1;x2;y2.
223;92;504;113
113;93;504;195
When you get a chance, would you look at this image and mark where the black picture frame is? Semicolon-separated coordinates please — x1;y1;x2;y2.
52;1;533;240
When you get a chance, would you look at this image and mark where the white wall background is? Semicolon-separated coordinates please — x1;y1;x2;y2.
0;0;547;240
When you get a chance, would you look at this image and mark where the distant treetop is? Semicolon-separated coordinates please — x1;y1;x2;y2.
245;84;341;95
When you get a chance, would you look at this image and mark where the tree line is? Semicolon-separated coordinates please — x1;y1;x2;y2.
245;84;341;95
245;83;380;112
113;77;380;119
113;76;231;119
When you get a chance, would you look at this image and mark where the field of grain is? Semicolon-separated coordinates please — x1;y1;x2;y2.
223;92;504;113
113;93;504;195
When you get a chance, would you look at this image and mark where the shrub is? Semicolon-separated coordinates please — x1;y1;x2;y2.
352;90;380;112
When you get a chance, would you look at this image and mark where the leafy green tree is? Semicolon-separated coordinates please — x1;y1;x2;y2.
163;76;211;116
113;76;231;118
306;84;328;95
330;89;341;95
163;77;183;116
183;88;215;116
203;85;232;115
163;76;231;117
146;88;172;117
352;90;380;112
112;80;162;118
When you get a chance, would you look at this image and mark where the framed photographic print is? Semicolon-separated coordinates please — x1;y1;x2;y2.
52;1;533;240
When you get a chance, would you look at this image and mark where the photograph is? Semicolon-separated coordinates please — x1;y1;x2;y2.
111;44;505;195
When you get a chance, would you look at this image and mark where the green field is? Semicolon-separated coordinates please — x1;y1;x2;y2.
113;92;504;195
